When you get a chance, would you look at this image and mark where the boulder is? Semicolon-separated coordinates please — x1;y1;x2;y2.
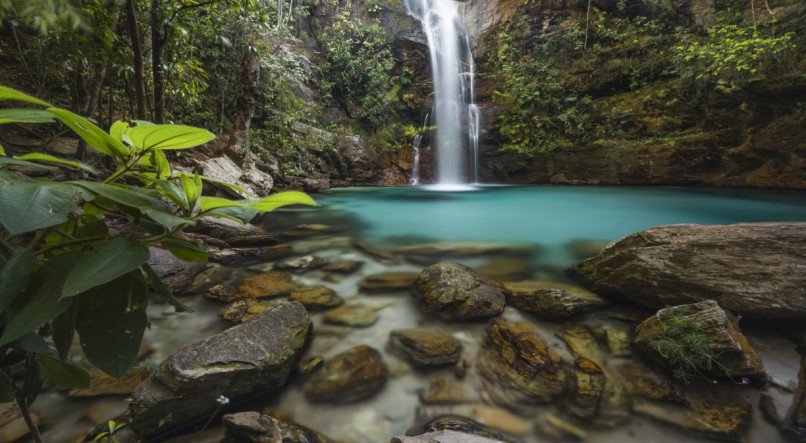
237;272;299;298
147;247;206;294
477;318;567;406
208;244;293;264
68;367;149;397
289;286;344;311
406;415;519;443
412;263;506;321
569;223;806;319
219;298;269;323
419;377;476;405
360;272;419;292
200;155;273;197
322;304;380;328
222;411;333;442
322;259;364;274
128;302;312;437
389;329;462;367
634;399;751;440
789;356;806;439
634;300;764;382
392;430;504;443
274;255;329;272
304;345;388;402
569;358;606;419
504;281;606;320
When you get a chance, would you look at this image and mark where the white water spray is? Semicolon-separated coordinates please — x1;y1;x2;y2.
406;0;480;185
410;112;430;185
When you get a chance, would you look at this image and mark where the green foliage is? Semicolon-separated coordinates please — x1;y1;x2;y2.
0;86;315;413
320;10;396;128
649;315;719;383
672;24;795;85
489;15;593;153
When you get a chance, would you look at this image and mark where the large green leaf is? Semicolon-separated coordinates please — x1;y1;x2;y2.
197;196;241;212
0;248;34;314
40;355;90;389
0;250;83;346
109;121;130;142
163;238;208;263
52;302;77;362
61;238;150;298
0;108;55;124
143;208;195;230
47;108;129;158
75;181;168;212
17;153;97;173
152;179;189;210
126;124;215;151
0;157;57;170
0;180;86;236
76;272;148;377
246;191;317;212
0;86;51;106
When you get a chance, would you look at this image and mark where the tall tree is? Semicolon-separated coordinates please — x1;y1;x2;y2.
226;45;260;159
126;0;148;119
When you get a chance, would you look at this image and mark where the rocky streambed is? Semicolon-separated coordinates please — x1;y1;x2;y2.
6;219;806;443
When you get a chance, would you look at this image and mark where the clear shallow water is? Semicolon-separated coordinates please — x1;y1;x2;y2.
271;185;806;265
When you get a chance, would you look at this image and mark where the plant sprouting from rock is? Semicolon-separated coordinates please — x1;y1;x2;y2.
649;315;720;384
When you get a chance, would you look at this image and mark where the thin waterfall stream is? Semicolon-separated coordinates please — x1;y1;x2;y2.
406;0;481;185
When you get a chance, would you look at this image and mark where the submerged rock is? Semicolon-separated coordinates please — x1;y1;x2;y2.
68;367;148;398
569;223;806;319
360;272;419;292
634;399;751;440
274;255;329;272
222;411;333;442
477;318;567;406
789;356;806;438
186;265;233;294
389;329;462;367
392;430;504;443
290;286;344;311
304;345;388;402
634;300;765;382
419;377;476;405
412;263;506;321
406;415;519;443
504;281;606;320
237;271;299;298
477;257;531;282
322;259;364;274
569;358;606;419
322;304;380;327
391;242;516;257
128;302;312;437
219;298;269;323
615;362;685;403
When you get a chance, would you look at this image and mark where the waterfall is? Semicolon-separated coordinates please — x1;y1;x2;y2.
406;0;480;185
410;112;430;185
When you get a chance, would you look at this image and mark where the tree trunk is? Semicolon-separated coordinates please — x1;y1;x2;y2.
226;45;260;159
151;0;166;123
127;0;148;119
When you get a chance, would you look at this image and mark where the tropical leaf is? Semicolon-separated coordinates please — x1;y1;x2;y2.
17;153;97;173
40;355;90;389
109;120;130;142
125;124;215;151
197;196;241;212
163;238;207;263
0;108;55;124
246;191;317;212
61;237;150;297
47;108;129;158
0;180;87;235
0;85;52;106
143;208;195;230
0;248;35;314
0;156;57;170
0;250;83;346
76;272;148;377
142;264;191;313
74;181;168;212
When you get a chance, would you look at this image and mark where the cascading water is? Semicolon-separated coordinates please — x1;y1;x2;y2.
410;112;430;185
406;0;480;185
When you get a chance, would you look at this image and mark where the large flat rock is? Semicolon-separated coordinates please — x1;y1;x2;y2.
128;302;312;437
568;223;806;319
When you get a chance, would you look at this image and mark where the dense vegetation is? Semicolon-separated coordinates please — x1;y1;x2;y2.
486;0;802;155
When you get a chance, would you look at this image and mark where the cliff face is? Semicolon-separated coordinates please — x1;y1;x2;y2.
462;0;806;188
